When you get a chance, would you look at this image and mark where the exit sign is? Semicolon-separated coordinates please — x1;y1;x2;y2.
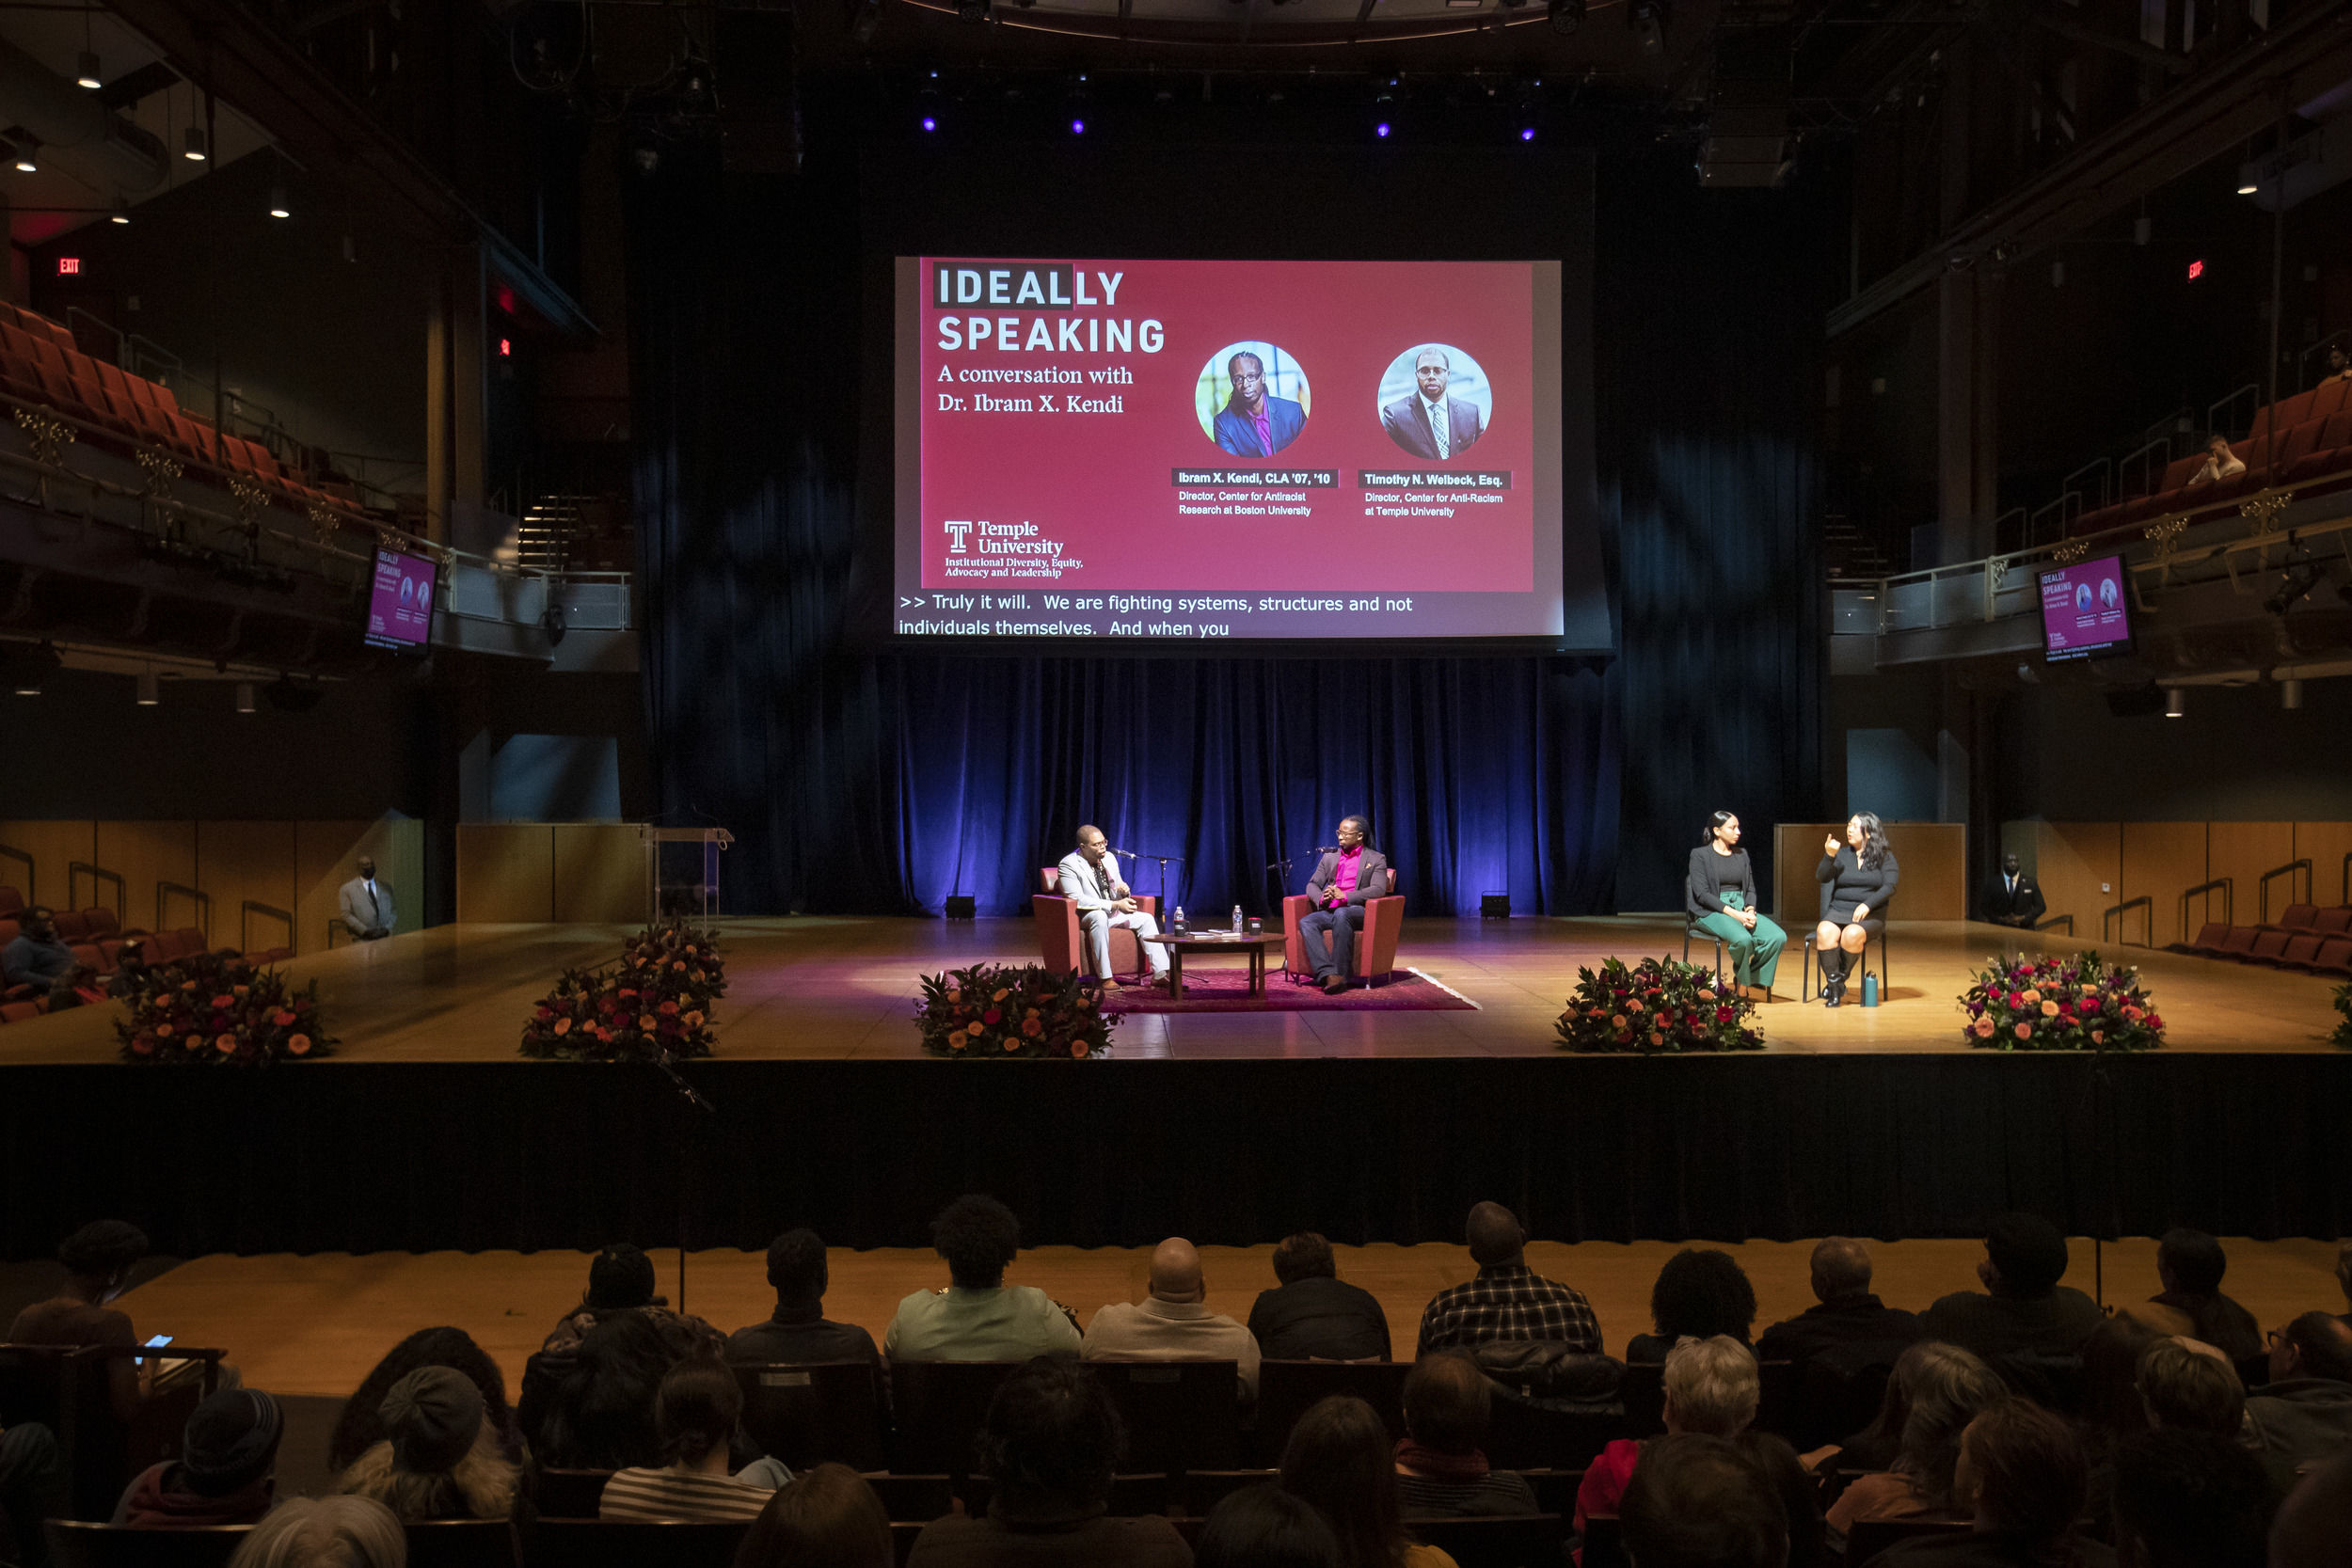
56;257;79;276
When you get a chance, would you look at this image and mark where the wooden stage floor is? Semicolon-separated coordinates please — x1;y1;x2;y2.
0;915;2340;1064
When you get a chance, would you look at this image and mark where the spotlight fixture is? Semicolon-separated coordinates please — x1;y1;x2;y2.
1547;0;1583;32
1519;125;1535;142
1375;120;1391;139
268;184;290;219
11;140;35;174
2280;677;2304;710
7;641;59;696
183;126;208;162
136;669;159;706
2133;214;2151;245
234;681;256;715
109;197;129;225
2050;259;2064;287
1628;0;1664;53
75;50;100;90
2164;687;2185;719
920;112;938;132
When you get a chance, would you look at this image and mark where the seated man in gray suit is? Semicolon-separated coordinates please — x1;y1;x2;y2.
1056;827;1168;991
337;857;395;942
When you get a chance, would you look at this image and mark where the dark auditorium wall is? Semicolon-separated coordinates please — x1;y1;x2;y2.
628;92;1826;917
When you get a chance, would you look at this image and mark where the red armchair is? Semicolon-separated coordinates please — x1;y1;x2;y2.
1283;868;1405;987
1033;866;1160;980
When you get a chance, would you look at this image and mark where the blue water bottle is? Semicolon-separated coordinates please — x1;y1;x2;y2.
1861;973;1881;1007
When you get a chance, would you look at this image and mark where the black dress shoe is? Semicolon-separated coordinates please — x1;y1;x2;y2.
1321;974;1348;994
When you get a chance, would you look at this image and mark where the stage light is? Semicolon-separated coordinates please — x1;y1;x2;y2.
1547;0;1583;32
943;895;977;920
8;641;58;696
135;669;159;706
1519;125;1535;142
2281;678;2303;710
2164;687;2184;719
1070;118;1085;135
234;682;256;715
76;50;101;89
183;126;208;162
2236;179;2258;195
1481;894;1511;919
921;114;937;131
12;141;35;174
109;198;129;225
268;184;290;219
1375;121;1391;138
1629;0;1664;53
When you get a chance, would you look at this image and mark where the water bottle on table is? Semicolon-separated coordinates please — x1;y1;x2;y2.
1231;904;1243;933
1171;905;1184;935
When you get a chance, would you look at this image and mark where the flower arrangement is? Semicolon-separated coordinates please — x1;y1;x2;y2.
1554;955;1763;1054
915;963;1115;1059
1958;951;2165;1052
518;922;726;1063
2331;981;2351;1050
116;948;332;1065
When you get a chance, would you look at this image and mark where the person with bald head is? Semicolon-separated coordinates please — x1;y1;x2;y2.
1756;1237;1922;1371
1414;1202;1598;1357
1082;1237;1263;1402
1055;826;1168;991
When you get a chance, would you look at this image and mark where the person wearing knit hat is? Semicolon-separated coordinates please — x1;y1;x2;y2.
334;1366;518;1523
112;1389;283;1528
8;1220;157;1424
539;1242;710;1359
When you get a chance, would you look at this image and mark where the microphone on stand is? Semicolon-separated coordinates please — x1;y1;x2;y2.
1313;846;1341;853
1104;847;1139;859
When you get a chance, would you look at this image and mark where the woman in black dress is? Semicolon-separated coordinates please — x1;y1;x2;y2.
1816;813;1898;1007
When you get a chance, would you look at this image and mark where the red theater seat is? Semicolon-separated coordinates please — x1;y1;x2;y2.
0;886;22;915
0;920;19;949
0;1001;42;1023
50;911;89;941
2307;937;2352;978
2276;904;2319;930
69;942;106;975
2243;927;2293;963
79;907;119;938
2312;908;2352;935
2217;927;2261;958
2170;922;2230;957
2259;932;2326;971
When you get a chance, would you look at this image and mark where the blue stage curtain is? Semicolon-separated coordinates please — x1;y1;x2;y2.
628;115;1818;918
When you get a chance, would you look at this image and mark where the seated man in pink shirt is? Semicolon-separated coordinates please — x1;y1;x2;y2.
1300;816;1391;994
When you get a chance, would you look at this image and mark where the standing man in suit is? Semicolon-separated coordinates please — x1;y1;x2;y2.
1056;827;1168;992
1299;816;1391;995
338;856;395;942
1212;351;1307;458
1380;347;1484;461
1981;853;2046;929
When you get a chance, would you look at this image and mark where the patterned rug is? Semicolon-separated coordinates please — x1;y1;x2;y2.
1097;967;1478;1014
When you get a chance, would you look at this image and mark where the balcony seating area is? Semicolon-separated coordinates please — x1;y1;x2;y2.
0;885;294;1019
2070;377;2352;535
0;300;349;515
2168;902;2352;976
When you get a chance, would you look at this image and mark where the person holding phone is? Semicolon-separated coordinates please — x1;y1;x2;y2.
1816;814;1899;1007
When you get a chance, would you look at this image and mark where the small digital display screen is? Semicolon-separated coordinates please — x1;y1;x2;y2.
2039;554;2131;663
364;548;437;653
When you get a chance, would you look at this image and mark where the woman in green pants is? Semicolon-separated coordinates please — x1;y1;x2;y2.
1686;811;1786;1001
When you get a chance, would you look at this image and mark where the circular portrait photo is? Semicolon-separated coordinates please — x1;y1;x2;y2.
1196;342;1311;458
2074;582;2093;612
1377;344;1493;461
2099;578;2120;610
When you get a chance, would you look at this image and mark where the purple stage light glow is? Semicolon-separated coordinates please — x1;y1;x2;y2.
1375;121;1391;137
921;116;937;131
1071;118;1086;134
1519;127;1535;141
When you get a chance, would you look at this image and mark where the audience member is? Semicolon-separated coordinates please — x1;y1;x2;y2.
726;1228;886;1377
327;1328;518;1472
1916;1214;2102;1360
1414;1202;1598;1356
225;1496;406;1568
1279;1395;1456;1568
886;1195;1082;1363
0;1420;64;1568
2135;1336;2244;1433
1755;1238;1921;1368
2270;1446;2352;1568
2245;1311;2352;1486
520;1304;701;1469
599;1357;783;1521
2147;1228;2262;1360
904;1357;1190;1566
1391;1352;1537;1517
1578;1337;1820;1566
2331;343;2352;383
2109;1429;2270;1568
8;1220;157;1420
1195;1485;1343;1568
113;1388;282;1528
544;1243;721;1357
1617;1434;1788;1568
2080;1313;2168;1442
1824;1342;2005;1543
1247;1233;1391;1363
335;1367;518;1523
1626;1249;1757;1364
1082;1237;1262;1402
2188;435;2248;486
1869;1399;2112;1567
736;1463;893;1568
0;907;75;991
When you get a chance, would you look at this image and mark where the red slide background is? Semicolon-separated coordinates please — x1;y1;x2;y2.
917;258;1540;593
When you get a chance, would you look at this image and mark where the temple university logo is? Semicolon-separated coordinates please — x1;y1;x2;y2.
944;520;972;553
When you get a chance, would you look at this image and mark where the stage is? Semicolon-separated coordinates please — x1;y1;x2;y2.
0;914;2343;1064
2;915;2348;1259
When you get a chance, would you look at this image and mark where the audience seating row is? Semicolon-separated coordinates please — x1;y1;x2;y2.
0;300;341;513
2170;902;2352;974
0;922;294;1020
2070;375;2352;535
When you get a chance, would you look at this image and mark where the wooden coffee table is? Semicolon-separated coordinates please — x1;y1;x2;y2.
1137;931;1288;997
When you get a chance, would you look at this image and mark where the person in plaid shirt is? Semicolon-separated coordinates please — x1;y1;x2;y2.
1416;1202;1601;1355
